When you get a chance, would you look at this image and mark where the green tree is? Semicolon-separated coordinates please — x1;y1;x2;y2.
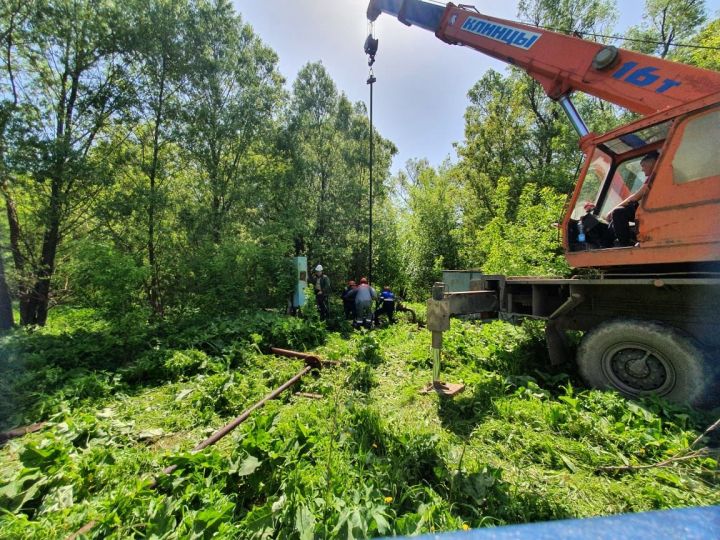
626;0;706;58
456;70;529;225
467;180;570;276
286;62;395;287
1;0;132;325
124;0;191;316
518;0;617;34
399;161;462;297
676;17;720;69
0;0;33;329
180;0;284;245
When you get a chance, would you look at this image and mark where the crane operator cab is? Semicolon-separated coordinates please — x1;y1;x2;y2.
564;104;720;270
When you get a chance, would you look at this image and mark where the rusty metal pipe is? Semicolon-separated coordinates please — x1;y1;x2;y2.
159;363;313;475
0;421;47;446
271;347;341;367
271;347;321;366
68;363;314;539
194;364;311;451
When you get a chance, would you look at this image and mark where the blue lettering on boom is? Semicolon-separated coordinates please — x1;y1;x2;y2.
613;61;682;94
461;16;542;50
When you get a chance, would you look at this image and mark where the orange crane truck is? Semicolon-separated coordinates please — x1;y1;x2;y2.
367;0;720;407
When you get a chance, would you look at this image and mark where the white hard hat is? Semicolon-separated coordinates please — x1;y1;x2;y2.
315;264;323;272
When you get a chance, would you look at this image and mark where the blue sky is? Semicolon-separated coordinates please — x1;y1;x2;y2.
236;1;720;176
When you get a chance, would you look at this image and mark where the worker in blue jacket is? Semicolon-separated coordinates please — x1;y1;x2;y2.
374;285;396;324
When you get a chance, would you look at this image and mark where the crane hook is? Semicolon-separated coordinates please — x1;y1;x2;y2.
364;33;379;66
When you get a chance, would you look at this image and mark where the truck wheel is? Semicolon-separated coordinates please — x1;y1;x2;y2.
577;319;716;408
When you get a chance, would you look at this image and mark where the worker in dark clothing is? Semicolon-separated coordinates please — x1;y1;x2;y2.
313;264;331;321
606;151;658;247
352;277;376;328
341;280;357;320
374;286;396;324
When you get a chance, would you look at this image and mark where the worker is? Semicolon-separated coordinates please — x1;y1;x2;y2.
606;151;659;247
374;285;397;324
341;280;357;320
313;264;331;321
353;277;376;329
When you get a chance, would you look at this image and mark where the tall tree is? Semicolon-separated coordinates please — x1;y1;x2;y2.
286;62;395;283
288;62;343;265
123;0;191;316
518;0;617;34
626;0;706;58
180;0;284;245
1;0;131;325
0;0;31;329
675;16;720;69
399;161;462;296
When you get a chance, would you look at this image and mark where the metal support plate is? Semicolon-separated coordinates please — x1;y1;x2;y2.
420;381;466;397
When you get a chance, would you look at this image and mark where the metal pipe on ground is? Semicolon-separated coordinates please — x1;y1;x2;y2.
271;347;322;367
159;364;313;477
0;422;47;446
271;347;340;367
67;358;318;540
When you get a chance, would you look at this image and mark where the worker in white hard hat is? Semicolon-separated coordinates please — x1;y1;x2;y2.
313;264;331;321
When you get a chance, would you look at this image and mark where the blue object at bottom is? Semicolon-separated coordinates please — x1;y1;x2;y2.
379;506;720;540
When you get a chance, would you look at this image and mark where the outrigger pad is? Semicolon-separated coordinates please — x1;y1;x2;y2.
420;381;465;397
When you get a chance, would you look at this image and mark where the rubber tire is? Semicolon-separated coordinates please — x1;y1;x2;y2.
577;319;717;408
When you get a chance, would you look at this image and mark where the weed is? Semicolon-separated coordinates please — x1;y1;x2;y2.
1;313;718;538
355;332;384;365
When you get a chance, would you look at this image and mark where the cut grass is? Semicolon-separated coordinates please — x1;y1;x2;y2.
0;312;717;538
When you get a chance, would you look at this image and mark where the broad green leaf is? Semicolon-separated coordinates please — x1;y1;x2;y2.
295;505;316;540
237;455;262;476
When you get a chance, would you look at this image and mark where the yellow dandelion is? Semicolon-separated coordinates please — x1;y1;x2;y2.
463;523;471;531
384;496;393;504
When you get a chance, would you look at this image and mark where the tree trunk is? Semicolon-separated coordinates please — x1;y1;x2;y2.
3;186;34;325
148;176;162;316
0;251;13;331
24;177;62;325
147;60;166;317
211;194;222;245
20;48;75;326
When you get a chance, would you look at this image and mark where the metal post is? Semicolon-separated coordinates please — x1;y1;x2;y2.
431;282;445;384
367;73;376;283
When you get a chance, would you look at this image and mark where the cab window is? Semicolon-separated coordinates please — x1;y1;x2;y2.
672;109;720;184
571;149;610;220
598;156;646;218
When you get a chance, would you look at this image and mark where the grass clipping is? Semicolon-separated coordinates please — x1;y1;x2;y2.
0;313;718;539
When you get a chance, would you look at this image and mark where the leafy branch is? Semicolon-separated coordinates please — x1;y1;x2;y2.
596;417;720;474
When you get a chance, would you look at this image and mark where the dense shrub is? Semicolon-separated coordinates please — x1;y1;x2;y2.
176;240;296;316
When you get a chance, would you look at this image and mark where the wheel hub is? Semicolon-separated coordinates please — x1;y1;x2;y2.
602;342;675;395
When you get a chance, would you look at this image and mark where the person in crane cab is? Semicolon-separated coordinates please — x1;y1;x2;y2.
606;151;659;247
374;285;397;325
577;201;612;249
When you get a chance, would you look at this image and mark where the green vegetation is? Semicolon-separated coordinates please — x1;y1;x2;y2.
1;0;719;537
2;0;718;319
1;309;717;538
